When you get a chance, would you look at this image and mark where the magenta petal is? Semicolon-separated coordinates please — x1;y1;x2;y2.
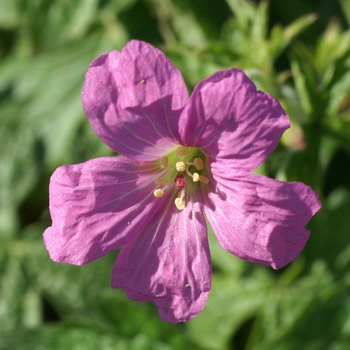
179;68;290;170
204;171;321;269
111;197;212;323
82;40;188;161
44;157;168;265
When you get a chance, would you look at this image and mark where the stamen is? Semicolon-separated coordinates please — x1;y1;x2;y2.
154;189;164;198
185;164;193;178
198;175;209;184
176;147;188;157
190;172;209;184
153;147;208;206
155;177;168;185
175;189;185;210
176;161;186;172
193;158;204;170
192;173;200;182
160;156;168;169
185;161;209;184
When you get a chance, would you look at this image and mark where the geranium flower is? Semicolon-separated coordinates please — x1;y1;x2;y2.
44;40;321;323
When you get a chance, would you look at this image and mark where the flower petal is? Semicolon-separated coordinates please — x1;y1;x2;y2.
111;195;212;323
179;68;289;170
44;157;169;265
82;40;188;161
204;171;321;269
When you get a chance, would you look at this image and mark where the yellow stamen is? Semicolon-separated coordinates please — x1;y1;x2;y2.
176;161;186;172
176;146;188;156
154;189;164;198
193;158;204;170
174;190;185;210
155;177;168;185
199;175;209;184
175;197;185;210
192;173;200;182
160;156;168;169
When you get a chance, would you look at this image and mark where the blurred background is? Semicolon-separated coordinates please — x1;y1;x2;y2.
1;0;350;349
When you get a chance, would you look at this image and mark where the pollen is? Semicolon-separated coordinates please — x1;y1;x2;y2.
154;189;164;198
160;156;168;169
175;197;185;210
153;147;209;210
193;158;204;170
175;189;185;210
176;146;188;156
192;173;200;182
175;161;186;172
155;177;168;185
198;175;209;184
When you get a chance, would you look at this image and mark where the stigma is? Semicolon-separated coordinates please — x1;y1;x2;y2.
174;175;186;189
152;146;209;210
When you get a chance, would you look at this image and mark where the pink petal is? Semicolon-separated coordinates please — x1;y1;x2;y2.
44;157;169;265
179;68;290;170
204;170;321;269
111;195;211;323
82;40;188;161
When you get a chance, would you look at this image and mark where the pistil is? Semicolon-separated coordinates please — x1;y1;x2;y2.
152;146;209;209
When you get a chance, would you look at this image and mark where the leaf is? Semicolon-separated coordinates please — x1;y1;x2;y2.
340;0;350;25
306;188;350;270
62;0;100;40
188;266;274;350
270;13;317;58
0;326;175;350
252;261;337;349
0;0;19;29
0;127;41;235
291;60;314;117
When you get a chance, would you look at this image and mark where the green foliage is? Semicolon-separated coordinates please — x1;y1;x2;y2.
1;0;350;349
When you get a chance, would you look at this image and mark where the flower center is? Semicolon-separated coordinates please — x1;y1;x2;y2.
153;146;209;210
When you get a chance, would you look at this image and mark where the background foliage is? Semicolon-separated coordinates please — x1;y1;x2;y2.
1;0;350;349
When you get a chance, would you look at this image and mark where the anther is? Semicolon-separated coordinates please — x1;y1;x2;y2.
176;161;186;172
191;172;209;184
198;175;209;184
154;189;164;198
175;189;185;210
174;197;185;210
160;156;168;169
193;158;204;170
155;177;168;185
192;173;200;182
176;146;188;157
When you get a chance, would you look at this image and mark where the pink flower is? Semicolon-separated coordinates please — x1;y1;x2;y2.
43;40;321;323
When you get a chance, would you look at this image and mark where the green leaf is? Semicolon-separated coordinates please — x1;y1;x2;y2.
306;188;350;270
225;0;256;31
291;60;314;117
339;0;350;27
0;325;176;350
0;0;19;29
270;13;317;58
188;267;274;350
252;262;337;349
0;127;41;235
